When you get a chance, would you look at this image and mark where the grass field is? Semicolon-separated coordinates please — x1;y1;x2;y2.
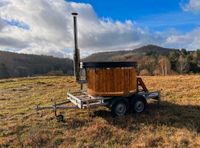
0;75;200;147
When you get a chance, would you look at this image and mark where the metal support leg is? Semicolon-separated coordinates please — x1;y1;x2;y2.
80;83;83;91
54;102;57;117
54;102;64;122
157;91;161;108
87;100;92;117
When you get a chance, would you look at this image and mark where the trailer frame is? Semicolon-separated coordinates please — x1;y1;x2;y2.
35;88;161;121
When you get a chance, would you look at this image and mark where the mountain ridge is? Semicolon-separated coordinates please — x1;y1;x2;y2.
0;44;199;78
84;44;179;62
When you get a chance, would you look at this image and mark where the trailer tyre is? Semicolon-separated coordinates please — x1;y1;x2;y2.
56;114;64;122
111;98;128;117
132;97;146;113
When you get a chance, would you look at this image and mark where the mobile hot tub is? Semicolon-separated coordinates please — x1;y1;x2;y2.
82;62;137;97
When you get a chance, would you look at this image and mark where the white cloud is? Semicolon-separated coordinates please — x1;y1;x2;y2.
0;0;165;57
182;0;200;12
165;27;200;50
19;43;70;58
0;0;199;58
0;18;5;30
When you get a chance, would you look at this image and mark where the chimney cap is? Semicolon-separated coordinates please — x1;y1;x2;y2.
72;12;78;16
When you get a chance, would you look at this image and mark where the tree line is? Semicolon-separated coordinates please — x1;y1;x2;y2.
0;48;199;79
138;49;200;76
0;51;73;79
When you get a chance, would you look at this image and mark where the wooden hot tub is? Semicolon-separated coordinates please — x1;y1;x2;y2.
82;62;137;97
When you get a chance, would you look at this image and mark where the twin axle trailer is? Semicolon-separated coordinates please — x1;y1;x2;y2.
36;62;161;120
36;13;161;121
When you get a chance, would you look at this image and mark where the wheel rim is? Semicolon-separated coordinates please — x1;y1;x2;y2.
134;101;144;113
115;103;126;116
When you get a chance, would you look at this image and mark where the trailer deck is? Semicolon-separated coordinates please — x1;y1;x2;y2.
36;90;160;111
67;91;110;109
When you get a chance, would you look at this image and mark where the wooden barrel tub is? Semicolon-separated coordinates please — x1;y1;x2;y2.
82;62;137;97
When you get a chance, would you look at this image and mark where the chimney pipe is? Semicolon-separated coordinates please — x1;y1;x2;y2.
72;12;80;82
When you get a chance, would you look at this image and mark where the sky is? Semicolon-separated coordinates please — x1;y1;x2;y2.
0;0;200;58
71;0;200;32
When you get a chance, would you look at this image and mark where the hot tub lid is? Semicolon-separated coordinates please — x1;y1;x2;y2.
82;61;137;68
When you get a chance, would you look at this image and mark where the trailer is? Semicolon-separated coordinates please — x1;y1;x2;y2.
66;89;160;113
35;13;161;121
36;76;161;121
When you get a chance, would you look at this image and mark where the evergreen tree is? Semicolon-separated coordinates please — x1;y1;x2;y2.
169;51;180;72
181;48;187;56
196;49;200;62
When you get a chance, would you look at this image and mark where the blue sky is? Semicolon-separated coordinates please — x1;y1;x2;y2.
70;0;200;32
0;0;200;57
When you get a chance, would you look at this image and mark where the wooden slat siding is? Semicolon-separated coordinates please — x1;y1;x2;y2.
114;68;120;92
129;68;133;90
111;69;117;91
99;69;103;94
99;68;103;93
87;67;137;96
105;69;108;94
110;68;114;92
103;68;106;93
121;68;125;94
92;69;95;91
87;69;91;90
94;69;100;90
124;68;130;94
130;68;135;90
128;68;131;91
133;69;137;89
123;68;127;94
126;68;132;92
106;68;111;95
86;69;89;89
94;69;97;91
102;69;105;93
90;69;93;91
98;69;102;93
90;69;95;92
117;68;121;92
115;68;119;92
118;68;122;92
104;69;107;92
119;68;123;92
90;69;93;92
108;69;111;93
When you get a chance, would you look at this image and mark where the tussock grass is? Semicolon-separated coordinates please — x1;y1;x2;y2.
0;75;200;147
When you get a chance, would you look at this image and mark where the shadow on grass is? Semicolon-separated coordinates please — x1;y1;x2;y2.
92;101;200;133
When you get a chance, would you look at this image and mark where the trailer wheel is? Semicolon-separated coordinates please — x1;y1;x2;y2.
56;114;64;122
132;97;146;113
111;98;128;117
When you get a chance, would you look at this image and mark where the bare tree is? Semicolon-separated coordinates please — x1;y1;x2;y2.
159;56;171;76
177;55;189;74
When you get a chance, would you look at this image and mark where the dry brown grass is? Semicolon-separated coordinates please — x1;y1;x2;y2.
0;75;200;147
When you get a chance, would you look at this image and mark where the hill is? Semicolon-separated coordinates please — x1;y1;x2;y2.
85;45;200;75
0;51;73;78
0;76;200;147
0;45;199;78
84;45;178;62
